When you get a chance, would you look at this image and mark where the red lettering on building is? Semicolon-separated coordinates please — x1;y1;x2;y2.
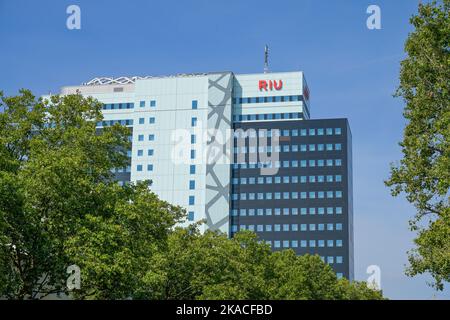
258;79;283;91
259;80;268;91
273;80;283;90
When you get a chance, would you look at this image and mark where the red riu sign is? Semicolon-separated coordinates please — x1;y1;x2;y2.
259;80;283;91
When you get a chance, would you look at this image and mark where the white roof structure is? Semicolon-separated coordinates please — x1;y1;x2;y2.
82;73;209;86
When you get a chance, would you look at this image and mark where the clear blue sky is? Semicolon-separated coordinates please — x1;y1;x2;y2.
0;0;448;299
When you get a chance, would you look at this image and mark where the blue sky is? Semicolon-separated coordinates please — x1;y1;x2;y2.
0;0;448;299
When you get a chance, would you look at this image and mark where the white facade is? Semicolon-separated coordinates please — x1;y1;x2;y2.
57;71;309;233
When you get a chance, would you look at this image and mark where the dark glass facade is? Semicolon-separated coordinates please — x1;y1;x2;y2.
230;118;353;280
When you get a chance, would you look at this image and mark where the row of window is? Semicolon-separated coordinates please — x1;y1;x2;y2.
139;100;157;108
136;164;154;172
234;143;342;154
231;191;343;201
102;103;134;110
234;127;342;137
137;149;154;157
267;240;344;253
138;100;198;109
232;159;343;170
97;119;133;127
232;175;342;185
138;117;156;125
136;164;200;174
240;238;345;255
233;112;303;122
233;95;303;105
231;207;343;216
233;223;343;233
135;141;341;154
137;134;155;141
111;166;131;173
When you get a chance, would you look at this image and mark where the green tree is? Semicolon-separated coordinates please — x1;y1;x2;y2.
385;0;450;290
148;226;384;300
0;90;183;299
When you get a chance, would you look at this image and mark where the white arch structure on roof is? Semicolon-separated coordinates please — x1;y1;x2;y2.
82;73;209;86
82;76;154;86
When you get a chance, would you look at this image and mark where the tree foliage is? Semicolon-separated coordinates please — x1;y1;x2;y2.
385;0;450;290
0;90;183;299
144;228;384;300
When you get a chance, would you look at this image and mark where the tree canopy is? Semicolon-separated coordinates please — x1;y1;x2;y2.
386;0;450;290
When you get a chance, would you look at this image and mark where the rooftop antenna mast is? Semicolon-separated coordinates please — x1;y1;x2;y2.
264;45;269;73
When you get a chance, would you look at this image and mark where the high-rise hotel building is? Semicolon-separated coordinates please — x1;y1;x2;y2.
55;71;354;279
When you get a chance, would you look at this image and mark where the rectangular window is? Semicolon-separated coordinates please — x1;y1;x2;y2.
148;149;154;156
335;128;342;135
139;118;145;124
137;150;143;156
138;134;144;142
150;100;156;107
190;149;196;159
147;164;153;171
189;180;195;190
149;117;155;124
149;134;155;141
140;101;145;108
137;165;143;172
188;211;194;221
191;117;197;127
190;165;196;174
188;196;195;205
192;100;198;109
